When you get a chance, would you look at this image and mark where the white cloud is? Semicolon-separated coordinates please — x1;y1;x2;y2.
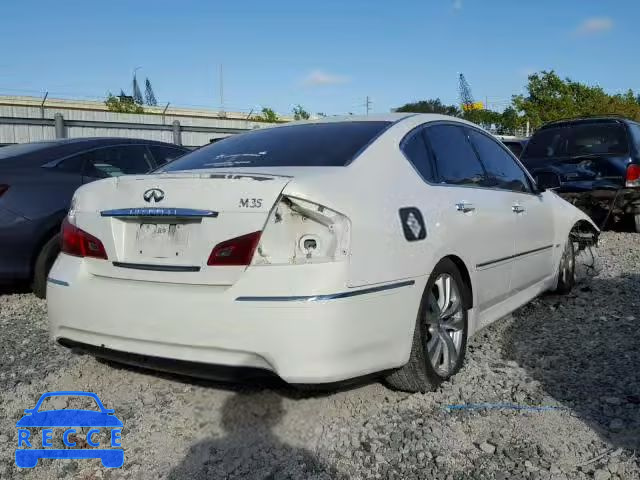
303;70;350;87
452;0;462;11
574;17;613;36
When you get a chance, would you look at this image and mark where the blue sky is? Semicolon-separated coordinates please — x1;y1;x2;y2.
0;1;637;116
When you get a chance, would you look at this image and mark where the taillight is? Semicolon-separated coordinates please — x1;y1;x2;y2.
60;218;108;260
207;231;262;266
0;184;8;197
626;164;640;188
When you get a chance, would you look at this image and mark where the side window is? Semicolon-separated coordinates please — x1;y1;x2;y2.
424;124;485;186
86;146;153;178
148;145;186;166
467;129;532;193
400;127;435;182
629;123;640;150
54;155;85;174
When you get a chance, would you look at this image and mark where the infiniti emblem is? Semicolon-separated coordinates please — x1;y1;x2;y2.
143;188;165;203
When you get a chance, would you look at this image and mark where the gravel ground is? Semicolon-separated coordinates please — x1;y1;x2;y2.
0;231;639;480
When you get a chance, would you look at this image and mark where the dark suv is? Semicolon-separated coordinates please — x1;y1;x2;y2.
0;138;189;297
520;117;640;231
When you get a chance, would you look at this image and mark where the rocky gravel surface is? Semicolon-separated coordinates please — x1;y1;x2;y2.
0;231;639;479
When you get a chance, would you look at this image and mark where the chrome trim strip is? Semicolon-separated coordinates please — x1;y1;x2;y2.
235;280;415;302
100;208;218;218
112;262;201;272
47;278;69;287
476;244;554;269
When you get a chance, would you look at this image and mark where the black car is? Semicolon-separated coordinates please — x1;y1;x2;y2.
0;138;189;297
520;117;640;231
496;135;529;158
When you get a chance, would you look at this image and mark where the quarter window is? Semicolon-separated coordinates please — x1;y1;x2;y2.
54;155;85;173
424;125;485;186
401;128;434;182
85;146;153;177
467;129;532;193
149;145;186;166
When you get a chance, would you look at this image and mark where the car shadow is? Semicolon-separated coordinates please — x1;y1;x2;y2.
166;390;340;479
502;274;640;452
0;281;30;296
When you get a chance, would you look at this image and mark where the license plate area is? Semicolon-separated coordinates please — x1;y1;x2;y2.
134;221;191;259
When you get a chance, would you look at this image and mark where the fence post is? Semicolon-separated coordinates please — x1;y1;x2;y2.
54;113;65;139
172;120;182;145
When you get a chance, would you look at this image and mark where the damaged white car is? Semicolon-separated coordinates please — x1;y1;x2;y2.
47;114;599;392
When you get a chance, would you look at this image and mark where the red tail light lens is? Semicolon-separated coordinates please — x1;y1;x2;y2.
61;218;108;260
626;164;640;187
0;184;8;197
207;231;261;266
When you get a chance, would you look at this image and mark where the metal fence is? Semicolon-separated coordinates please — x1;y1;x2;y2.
0;97;268;147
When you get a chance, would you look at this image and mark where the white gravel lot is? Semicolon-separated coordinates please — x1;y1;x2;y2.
0;231;639;480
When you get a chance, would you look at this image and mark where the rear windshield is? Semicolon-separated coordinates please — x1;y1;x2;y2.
522;123;629;159
0;142;57;160
161;121;391;171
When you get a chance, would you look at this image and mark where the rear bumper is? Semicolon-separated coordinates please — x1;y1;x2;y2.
48;254;423;384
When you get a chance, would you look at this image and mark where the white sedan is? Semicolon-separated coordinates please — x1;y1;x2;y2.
47;114;599;392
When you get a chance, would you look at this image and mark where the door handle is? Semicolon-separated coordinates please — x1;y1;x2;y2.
512;204;526;214
455;202;475;213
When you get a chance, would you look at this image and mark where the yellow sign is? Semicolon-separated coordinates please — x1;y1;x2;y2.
462;102;484;111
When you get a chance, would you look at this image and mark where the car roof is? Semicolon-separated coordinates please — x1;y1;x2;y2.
35;137;184;147
0;137;187;164
539;116;633;130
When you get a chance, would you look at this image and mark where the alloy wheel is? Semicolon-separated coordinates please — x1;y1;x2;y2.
424;273;465;377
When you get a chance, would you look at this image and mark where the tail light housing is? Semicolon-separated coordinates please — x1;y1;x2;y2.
207;231;262;266
0;184;8;197
251;195;351;266
61;218;108;260
626;164;640;188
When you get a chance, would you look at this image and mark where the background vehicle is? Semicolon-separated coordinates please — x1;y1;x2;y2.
520;117;640;231
48;114;598;393
0;138;188;297
496;135;529;158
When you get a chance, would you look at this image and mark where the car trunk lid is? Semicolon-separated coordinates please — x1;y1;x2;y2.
75;171;292;285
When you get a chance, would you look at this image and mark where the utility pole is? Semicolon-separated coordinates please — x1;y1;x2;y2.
365;96;372;116
219;64;225;117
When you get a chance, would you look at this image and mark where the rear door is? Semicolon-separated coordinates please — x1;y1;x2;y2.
422;124;517;311
467;128;556;292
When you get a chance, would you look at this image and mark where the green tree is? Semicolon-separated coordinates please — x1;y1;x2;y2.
144;78;157;106
499;106;522;133
462;108;501;128
395;98;460;116
512;70;640;129
254;107;279;123
105;92;144;113
292;104;310;120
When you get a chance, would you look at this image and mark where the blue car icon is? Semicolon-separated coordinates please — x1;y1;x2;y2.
15;391;123;468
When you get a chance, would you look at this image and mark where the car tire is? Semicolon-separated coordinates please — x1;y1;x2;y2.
554;235;576;294
634;214;640;234
385;258;469;393
32;233;61;299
